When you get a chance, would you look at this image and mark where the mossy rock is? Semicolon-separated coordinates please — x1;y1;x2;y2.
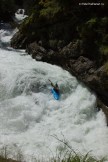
39;0;61;19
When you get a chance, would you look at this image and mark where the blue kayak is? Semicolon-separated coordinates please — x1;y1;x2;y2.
51;88;60;100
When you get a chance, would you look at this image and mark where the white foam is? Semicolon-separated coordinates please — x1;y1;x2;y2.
15;9;28;23
0;27;108;161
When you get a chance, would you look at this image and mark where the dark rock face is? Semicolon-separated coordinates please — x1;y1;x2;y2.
11;32;28;49
11;32;108;124
60;40;82;59
10;0;108;124
68;56;95;75
26;41;108;106
67;57;108;107
97;99;108;126
11;31;108;106
26;42;63;65
26;42;47;60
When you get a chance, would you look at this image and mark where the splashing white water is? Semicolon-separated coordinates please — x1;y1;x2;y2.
14;9;28;23
0;24;108;161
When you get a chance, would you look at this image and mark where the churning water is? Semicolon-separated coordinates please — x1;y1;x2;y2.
0;23;108;161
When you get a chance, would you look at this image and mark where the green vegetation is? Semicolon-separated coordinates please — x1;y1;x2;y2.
0;148;105;162
17;0;108;55
0;154;105;162
0;156;18;162
39;0;61;18
0;139;106;162
78;16;108;64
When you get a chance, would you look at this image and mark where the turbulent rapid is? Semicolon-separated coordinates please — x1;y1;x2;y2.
0;23;108;161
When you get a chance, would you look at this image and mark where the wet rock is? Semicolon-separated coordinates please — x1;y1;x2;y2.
97;99;108;126
69;56;95;76
11;32;27;49
26;42;47;60
26;40;108;109
60;40;82;59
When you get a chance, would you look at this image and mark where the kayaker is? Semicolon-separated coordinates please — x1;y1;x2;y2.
49;79;59;94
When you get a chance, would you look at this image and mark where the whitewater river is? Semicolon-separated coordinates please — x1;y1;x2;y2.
0;23;108;161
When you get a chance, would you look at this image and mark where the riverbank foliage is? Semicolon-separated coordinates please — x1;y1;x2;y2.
0;152;105;162
10;0;108;65
0;141;106;162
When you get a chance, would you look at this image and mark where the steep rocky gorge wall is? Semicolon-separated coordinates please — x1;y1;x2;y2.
27;41;108;125
10;0;108;124
11;38;108;124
